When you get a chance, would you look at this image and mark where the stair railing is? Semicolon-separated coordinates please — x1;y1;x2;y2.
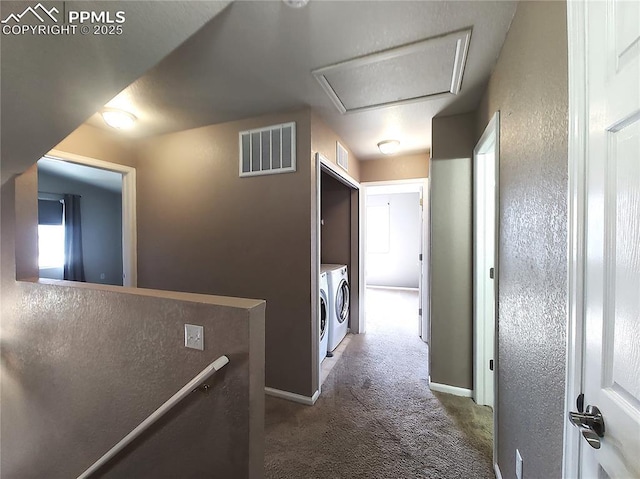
77;355;230;479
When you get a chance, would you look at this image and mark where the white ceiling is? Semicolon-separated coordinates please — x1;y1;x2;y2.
87;0;517;160
1;1;231;184
38;158;123;194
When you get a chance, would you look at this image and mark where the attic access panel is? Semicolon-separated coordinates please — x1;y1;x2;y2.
312;28;472;114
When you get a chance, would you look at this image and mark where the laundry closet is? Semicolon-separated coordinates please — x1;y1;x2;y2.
319;169;357;379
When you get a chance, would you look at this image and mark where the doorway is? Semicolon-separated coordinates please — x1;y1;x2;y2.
473;112;499;474
37;151;137;287
315;153;360;395
362;179;429;341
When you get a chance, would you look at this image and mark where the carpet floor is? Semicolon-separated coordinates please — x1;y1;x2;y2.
265;288;493;479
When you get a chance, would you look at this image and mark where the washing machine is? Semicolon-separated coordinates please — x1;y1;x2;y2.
319;271;329;364
321;264;349;352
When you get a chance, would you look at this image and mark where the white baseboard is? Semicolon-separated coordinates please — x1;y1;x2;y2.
494;463;503;479
265;387;320;405
428;377;473;398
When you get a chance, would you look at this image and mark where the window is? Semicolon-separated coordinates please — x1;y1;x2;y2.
367;205;390;253
38;198;65;270
38;224;65;269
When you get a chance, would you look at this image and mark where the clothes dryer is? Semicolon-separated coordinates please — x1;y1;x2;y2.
321;264;349;352
319;271;329;364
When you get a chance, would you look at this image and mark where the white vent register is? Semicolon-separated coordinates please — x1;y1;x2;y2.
337;142;348;171
239;122;296;177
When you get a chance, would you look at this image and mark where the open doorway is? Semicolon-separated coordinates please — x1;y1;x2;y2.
36;151;137;287
473;112;499;471
362;180;429;341
315;153;360;394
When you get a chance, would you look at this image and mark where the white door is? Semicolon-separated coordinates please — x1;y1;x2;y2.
422;181;430;345
577;1;640;477
418;187;426;341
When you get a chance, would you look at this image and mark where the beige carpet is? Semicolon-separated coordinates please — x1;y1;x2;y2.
265;288;493;478
432;391;493;464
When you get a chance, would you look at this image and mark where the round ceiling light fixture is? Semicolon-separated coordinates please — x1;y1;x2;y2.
282;0;310;8
377;139;401;155
101;108;137;130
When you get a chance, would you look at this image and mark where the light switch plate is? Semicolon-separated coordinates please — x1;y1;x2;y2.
185;324;204;350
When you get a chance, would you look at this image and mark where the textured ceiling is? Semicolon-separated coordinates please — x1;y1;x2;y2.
38;158;123;193
87;1;518;160
0;0;231;183
314;28;471;113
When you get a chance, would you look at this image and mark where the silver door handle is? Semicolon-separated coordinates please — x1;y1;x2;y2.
569;405;605;449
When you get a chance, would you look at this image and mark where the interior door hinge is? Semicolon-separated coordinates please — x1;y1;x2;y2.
489;267;495;279
418;308;422;316
489;359;494;371
419;253;423;261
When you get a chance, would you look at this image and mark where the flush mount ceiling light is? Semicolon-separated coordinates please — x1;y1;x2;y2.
282;0;309;8
377;140;400;155
101;109;136;130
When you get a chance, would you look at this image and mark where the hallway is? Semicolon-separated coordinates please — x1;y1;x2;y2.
265;288;493;478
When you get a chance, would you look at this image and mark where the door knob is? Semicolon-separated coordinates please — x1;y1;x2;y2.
569;404;605;449
580;429;602;449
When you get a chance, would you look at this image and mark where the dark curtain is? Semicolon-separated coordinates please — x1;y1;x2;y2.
63;194;86;282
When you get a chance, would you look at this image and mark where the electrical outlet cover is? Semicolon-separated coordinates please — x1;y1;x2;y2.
185;324;204;350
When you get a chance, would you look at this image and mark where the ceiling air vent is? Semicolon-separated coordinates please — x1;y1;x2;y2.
239;122;296;177
312;28;472;114
337;142;348;171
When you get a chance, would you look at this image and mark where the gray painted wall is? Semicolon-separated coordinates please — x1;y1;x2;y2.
321;171;351;267
320;171;360;331
431;113;477;161
359;153;429;183
366;192;420;289
428;155;473;390
3;167;265;478
312;113;362;334
476;2;568;478
134;109;317;398
1;4;266;475
38;170;123;286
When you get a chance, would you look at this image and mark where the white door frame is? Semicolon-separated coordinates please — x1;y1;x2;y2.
314;152;322;397
473;112;499;409
563;1;588;476
361;178;429;340
314;153;362;396
44;149;137;288
317;155;362;320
